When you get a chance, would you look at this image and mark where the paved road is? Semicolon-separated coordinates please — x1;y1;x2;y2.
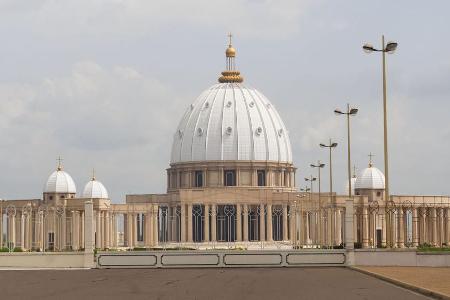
0;268;430;300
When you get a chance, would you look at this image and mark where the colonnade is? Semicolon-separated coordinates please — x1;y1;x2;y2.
354;207;450;248
2;203;449;250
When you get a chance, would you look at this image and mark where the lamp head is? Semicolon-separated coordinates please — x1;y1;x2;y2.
385;41;398;53
319;163;325;168
363;43;375;53
334;109;344;115
319;143;326;148
331;142;338;148
349;108;359;115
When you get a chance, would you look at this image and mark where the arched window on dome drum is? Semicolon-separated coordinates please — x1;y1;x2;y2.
194;171;203;188
257;170;266;187
224;170;236;186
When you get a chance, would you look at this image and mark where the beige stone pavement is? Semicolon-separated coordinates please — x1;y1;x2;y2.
357;266;450;298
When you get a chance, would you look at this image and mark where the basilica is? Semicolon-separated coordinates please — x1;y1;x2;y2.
1;39;449;252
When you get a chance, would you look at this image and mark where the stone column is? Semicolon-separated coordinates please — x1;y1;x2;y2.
20;213;25;250
353;210;358;246
289;205;294;242
420;208;426;245
180;204;186;242
243;204;249;242
362;207;369;248
283;204;288;241
236;204;242;242
335;209;342;246
72;211;78;250
381;209;387;247
446;208;450;246
266;204;273;242
187;204;193;243
0;209;3;249
152;205;158;245
95;211;101;249
84;201;95;268
127;213;133;248
439;208;444;247
259;204;265;241
80;211;85;249
412;207;419;247
345;199;354;250
398;208;405;248
431;208;438;247
145;212;152;247
204;204;210;242
211;204;217;242
105;211;110;249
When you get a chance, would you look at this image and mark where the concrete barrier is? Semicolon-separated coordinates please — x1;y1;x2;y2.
0;252;92;269
354;249;450;267
96;250;347;268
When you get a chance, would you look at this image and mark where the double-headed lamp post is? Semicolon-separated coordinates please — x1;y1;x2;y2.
363;36;398;203
335;104;358;199
304;175;317;194
320;139;338;202
310;162;325;207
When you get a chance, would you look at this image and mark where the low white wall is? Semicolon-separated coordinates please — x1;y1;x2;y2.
97;250;347;268
0;252;93;269
354;250;450;267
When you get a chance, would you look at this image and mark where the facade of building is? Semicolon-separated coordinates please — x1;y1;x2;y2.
1;41;450;252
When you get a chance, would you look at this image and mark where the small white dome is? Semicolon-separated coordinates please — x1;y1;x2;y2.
44;169;77;194
355;165;385;190
82;179;109;199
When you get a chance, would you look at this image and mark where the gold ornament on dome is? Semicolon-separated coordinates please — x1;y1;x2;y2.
218;33;244;83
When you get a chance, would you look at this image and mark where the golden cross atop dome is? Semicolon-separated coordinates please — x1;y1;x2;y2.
92;168;96;181
368;153;375;167
228;32;233;47
57;156;63;171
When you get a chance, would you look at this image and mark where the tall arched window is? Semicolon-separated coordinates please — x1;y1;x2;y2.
224;170;236;186
257;170;266;186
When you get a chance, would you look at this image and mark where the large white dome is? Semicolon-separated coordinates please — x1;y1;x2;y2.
44;169;77;194
170;83;292;164
355;165;385;190
82;178;109;199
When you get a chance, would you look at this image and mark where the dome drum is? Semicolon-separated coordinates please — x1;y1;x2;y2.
167;160;296;192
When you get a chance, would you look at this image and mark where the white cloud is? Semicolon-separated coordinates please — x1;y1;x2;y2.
0;0;311;39
0;61;185;200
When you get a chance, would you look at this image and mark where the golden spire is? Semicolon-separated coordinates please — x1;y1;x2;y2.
352;165;357;178
218;33;243;83
91;168;96;181
368;153;375;167
56;156;63;171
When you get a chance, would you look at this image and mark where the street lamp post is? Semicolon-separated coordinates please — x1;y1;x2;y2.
310;161;325;206
304;175;317;194
363;36;397;204
320;139;338;202
311;161;325;246
335;104;358;199
320;140;338;248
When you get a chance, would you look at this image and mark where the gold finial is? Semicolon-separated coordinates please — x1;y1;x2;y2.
226;33;236;57
91;168;96;181
219;33;243;83
56;156;63;171
352;165;357;178
368;153;375;167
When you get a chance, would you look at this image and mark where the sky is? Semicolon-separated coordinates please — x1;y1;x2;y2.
0;0;449;202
